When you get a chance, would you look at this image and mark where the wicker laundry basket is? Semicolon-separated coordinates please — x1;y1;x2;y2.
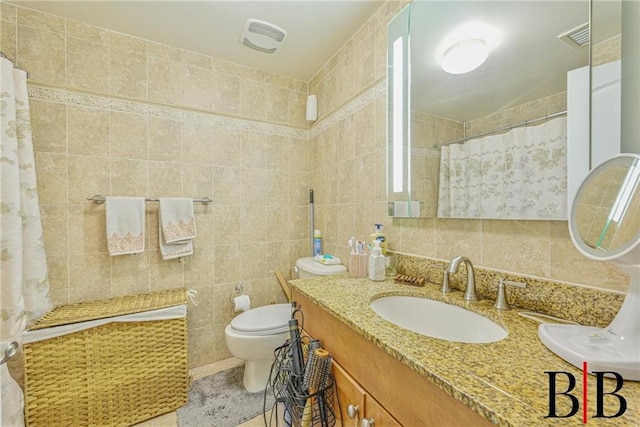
23;288;189;427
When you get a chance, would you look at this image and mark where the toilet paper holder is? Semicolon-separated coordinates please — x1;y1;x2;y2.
230;284;250;313
232;294;251;312
229;283;243;303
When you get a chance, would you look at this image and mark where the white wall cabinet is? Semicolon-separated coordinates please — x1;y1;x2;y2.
567;60;621;210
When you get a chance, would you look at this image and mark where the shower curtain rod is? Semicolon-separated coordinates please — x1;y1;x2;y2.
434;110;567;148
0;51;31;78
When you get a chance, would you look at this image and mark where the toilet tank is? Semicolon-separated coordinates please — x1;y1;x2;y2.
295;257;346;278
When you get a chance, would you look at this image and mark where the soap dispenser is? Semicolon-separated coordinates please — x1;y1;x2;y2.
368;240;385;281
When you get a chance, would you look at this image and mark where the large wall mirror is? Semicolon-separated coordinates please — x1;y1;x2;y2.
387;1;591;219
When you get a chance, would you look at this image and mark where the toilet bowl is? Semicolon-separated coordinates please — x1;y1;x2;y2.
224;303;291;393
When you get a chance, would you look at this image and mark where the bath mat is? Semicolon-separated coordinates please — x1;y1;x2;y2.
177;365;275;427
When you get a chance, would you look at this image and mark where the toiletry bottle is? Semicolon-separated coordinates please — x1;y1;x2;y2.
370;223;387;255
368;240;386;281
313;229;323;256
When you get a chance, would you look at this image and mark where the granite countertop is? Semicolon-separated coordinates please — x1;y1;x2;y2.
289;276;640;427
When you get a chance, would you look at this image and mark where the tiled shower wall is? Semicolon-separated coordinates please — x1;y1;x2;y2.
309;2;628;293
1;3;310;367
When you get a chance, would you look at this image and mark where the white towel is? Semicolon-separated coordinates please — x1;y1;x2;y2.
158;198;197;243
159;198;196;260
105;197;145;256
159;220;193;260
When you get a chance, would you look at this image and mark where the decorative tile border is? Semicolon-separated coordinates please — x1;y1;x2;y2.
66;91;110;110
148;105;184;121
26;86;67;104
27;83;308;139
109;100;147;115
309;79;386;138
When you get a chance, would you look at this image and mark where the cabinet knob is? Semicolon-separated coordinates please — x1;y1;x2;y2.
360;418;375;427
346;404;359;419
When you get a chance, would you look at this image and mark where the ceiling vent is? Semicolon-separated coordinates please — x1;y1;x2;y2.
241;19;287;54
558;22;590;49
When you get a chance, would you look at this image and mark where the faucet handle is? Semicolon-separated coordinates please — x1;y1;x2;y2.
441;270;452;293
494;279;526;310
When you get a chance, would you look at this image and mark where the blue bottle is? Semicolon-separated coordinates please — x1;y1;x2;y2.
313;229;323;256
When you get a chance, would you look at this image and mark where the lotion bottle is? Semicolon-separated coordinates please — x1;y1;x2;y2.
368;240;385;281
370;223;387;255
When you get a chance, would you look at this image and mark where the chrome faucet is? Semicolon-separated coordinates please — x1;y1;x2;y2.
444;256;478;302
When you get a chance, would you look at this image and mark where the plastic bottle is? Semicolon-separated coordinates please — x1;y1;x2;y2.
313;229;323;256
368;240;386;281
370;223;387;255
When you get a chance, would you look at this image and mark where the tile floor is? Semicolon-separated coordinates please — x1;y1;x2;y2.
134;357;273;427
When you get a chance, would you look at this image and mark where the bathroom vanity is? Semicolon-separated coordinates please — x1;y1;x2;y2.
294;287;489;426
290;278;640;426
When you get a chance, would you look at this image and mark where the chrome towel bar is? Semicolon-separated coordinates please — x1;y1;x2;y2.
87;195;212;206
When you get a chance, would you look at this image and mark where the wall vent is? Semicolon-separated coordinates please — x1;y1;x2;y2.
241;19;287;54
558;22;590;48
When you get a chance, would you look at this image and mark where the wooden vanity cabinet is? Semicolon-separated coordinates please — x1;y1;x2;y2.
293;289;491;427
332;360;401;427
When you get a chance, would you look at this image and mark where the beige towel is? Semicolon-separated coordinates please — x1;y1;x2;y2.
159;198;196;260
106;197;145;256
158;198;197;243
159;220;193;260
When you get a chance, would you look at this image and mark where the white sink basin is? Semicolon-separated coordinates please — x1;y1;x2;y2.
370;296;507;343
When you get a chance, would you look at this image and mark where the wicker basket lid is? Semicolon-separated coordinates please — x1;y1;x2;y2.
29;288;188;330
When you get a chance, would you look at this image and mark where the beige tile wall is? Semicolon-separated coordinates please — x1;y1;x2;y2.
465;92;567;138
592;34;621;67
408;111;462;218
308;1;629;294
2;4;311;368
307;1;404;263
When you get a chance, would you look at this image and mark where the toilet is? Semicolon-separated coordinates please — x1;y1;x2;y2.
224;303;291;392
295;257;347;278
225;257;346;392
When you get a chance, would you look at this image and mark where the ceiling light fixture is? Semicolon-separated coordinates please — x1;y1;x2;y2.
440;38;489;74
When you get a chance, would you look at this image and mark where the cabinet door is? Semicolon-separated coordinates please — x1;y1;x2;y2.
332;362;365;427
364;394;402;427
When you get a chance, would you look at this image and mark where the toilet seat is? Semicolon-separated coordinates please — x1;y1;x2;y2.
230;303;291;336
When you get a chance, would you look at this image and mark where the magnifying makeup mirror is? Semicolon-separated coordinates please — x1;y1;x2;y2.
539;153;640;380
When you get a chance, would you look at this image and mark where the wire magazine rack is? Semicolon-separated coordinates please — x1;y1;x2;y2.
264;337;338;427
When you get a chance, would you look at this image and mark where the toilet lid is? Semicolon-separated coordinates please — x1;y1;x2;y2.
296;257;347;276
230;303;292;333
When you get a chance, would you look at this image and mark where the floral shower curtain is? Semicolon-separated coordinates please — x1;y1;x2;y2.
1;57;52;426
437;116;567;220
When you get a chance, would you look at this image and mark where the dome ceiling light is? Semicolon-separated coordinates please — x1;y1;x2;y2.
440;38;489;74
436;22;502;76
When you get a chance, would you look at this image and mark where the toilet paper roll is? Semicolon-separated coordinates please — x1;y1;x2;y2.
233;294;251;312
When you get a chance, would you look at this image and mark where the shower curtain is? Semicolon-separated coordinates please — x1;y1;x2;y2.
1;57;52;426
437;116;567;220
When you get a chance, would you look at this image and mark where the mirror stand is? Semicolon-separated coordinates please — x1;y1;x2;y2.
538;264;639;381
539;154;640;381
